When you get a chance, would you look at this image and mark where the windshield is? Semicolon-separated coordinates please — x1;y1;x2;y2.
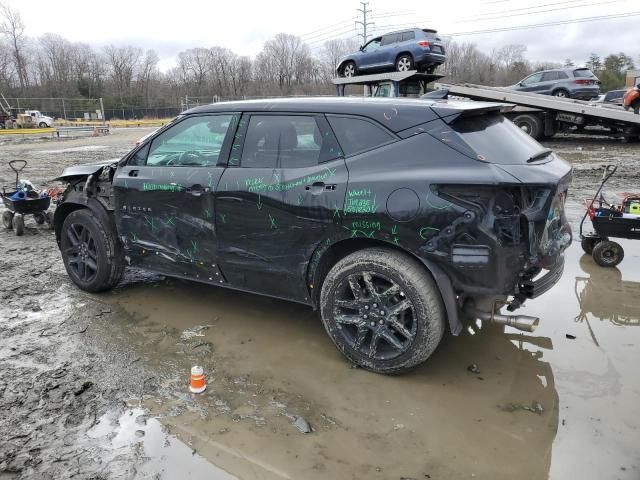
441;113;550;165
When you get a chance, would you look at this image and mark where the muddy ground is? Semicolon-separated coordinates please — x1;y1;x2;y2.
0;129;639;479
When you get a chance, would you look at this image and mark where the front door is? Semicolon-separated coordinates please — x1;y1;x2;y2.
518;72;544;93
113;113;237;280
216;113;348;302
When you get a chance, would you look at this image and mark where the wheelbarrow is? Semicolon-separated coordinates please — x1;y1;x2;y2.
1;160;53;236
579;164;640;267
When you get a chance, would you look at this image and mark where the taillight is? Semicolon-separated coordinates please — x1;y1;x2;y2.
417;41;430;47
574;79;590;85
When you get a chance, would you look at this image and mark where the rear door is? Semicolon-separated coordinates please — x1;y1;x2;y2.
215;113;348;302
112;113;237;279
379;33;401;67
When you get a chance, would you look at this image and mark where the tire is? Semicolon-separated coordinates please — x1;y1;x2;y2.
319;248;445;374
341;62;356;78
60;209;124;292
552;89;570;98
2;210;13;229
34;212;46;225
633;100;640;115
581;237;601;255
395;54;414;73
511;114;543;140
38;122;48;128
592;240;624;267
14;214;24;236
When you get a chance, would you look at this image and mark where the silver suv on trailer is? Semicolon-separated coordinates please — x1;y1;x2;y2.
509;67;600;100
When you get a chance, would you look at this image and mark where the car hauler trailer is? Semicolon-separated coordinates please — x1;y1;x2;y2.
333;71;640;141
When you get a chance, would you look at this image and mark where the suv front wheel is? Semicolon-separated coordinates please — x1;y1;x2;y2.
60;209;124;292
320;248;445;374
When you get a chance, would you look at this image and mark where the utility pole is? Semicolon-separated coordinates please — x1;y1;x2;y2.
356;1;374;44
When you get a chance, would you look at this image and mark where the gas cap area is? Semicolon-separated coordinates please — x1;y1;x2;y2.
386;188;420;222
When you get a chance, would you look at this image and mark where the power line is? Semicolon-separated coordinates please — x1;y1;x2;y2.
448;10;640;35
456;0;626;23
299;10;413;40
300;18;355;39
303;21;358;42
306;28;358;46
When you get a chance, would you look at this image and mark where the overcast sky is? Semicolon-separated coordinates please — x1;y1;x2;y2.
5;0;639;70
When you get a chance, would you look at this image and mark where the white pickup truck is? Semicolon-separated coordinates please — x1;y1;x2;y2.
25;110;54;128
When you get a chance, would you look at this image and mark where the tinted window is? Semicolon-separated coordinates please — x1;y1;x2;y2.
608;91;624;100
401;31;415;42
447;114;548;165
521;73;543;85
240;115;340;168
381;33;400;46
145;114;234;166
557;71;569;79
542;71;560;82
573;69;596;78
327;116;395;156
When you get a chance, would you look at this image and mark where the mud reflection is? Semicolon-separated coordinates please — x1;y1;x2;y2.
103;279;558;480
575;255;640;327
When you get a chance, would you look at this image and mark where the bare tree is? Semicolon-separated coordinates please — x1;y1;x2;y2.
103;44;142;106
318;38;359;82
0;2;29;90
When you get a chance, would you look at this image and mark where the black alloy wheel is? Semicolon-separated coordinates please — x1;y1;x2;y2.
64;221;99;284
333;271;416;361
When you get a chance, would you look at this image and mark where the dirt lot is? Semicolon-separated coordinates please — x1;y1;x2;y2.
1;129;639;479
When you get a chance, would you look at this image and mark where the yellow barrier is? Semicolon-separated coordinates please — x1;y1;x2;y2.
0;127;54;135
57;119;172;128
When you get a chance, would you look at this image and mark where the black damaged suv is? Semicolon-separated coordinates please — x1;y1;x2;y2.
54;97;572;373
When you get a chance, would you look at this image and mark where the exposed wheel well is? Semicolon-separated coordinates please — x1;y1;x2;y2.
395;52;413;64
53;202;87;245
309;237;462;334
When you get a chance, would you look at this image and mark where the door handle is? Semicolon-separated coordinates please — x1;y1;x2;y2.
186;184;208;196
128;169;139;177
305;182;325;194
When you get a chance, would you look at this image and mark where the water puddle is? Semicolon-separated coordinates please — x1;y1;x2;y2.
88;406;236;479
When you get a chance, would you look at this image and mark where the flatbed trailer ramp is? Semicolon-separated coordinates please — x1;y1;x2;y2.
332;71;639;141
439;83;640;140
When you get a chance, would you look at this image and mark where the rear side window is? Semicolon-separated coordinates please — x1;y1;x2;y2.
557;71;569;79
573;69;596;78
445;114;548;165
401;31;415;42
541;71;559;82
327;116;395;156
240;115;341;168
381;33;400;46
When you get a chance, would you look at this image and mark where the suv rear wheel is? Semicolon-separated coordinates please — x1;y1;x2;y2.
320;248;445;374
395;55;414;72
552;88;570;98
60;209;124;292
